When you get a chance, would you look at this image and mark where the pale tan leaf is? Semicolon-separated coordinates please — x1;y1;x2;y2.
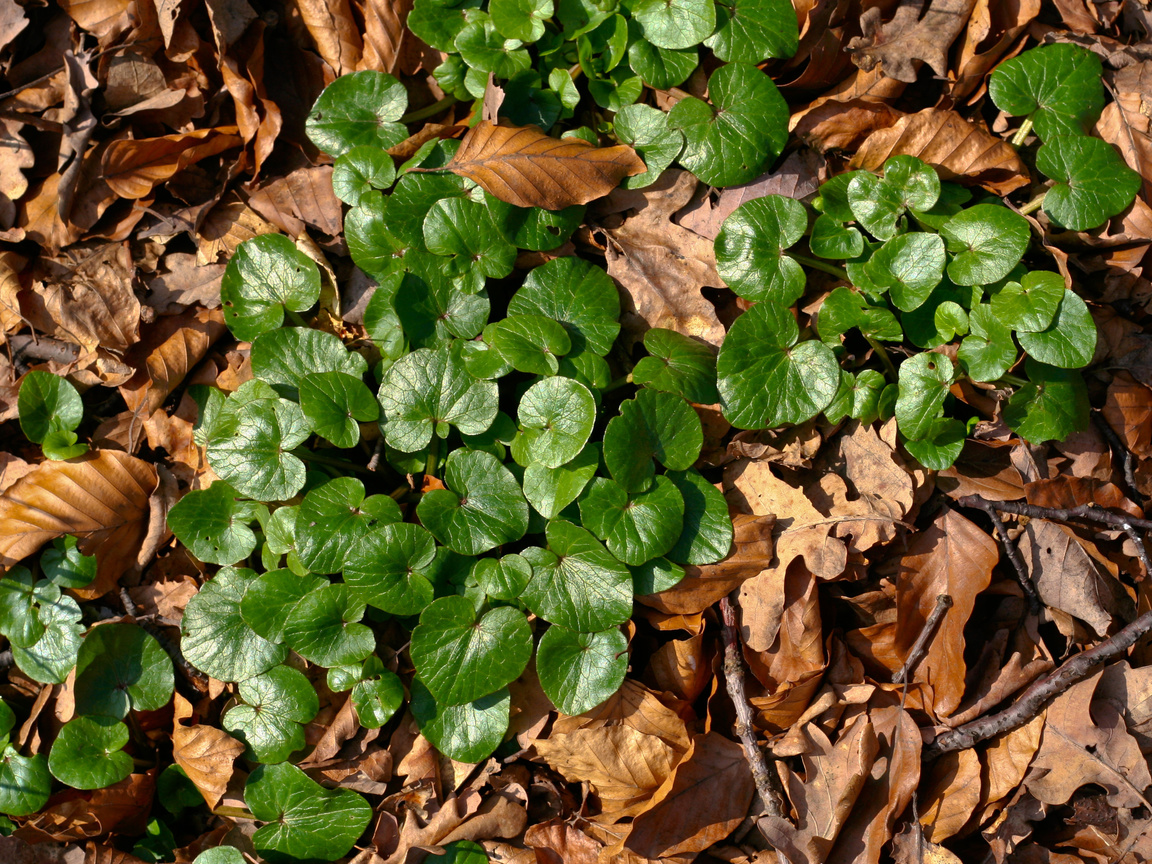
196;195;279;265
849;108;1029;195
247;166;343;238
147;252;225;315
57;0;131;37
446;121;645;210
1097;63;1152;204
0;450;157;597
32;243;139;353
101;128;243;200
295;0;363;76
649;634;709;702
951;0;1041;102
172;693;244;810
551;678;692;753
0;250;25;334
919;749;982;842
847;0;979;83
357;0;409;74
120;307;227;417
983;712;1045;807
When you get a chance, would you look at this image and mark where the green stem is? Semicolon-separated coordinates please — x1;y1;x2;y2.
286;309;309;328
389;484;411;501
864;335;899;382
791;253;850;282
1018;192;1046;216
602;372;634;394
425;432;440;480
398;95;459;125
1010;117;1034;148
293;450;376;477
213;806;257;821
995;373;1029;388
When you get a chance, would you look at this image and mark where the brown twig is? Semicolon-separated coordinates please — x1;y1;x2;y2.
894;594;953;685
958;495;1152;532
720;594;786;821
963;496;1041;612
1094;412;1144;506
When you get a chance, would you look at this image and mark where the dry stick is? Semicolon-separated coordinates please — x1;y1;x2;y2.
720;594;786;821
959;495;1152;532
1093;413;1145;507
964;496;1042;613
893;594;953;685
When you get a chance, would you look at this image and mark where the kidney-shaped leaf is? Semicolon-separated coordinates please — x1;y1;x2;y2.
295;477;401;575
991;271;1063;333
18;370;83;445
989;43;1104;141
632;328;719;405
417;449;529;555
282;584;375;669
168;481;263;567
603;389;703;493
509;256;621;356
74;622;174;719
537;625;628;715
941;204;1030;286
511;377;596;468
580;476;685;566
866;232;945;311
714;195;808;306
1036;135;1141;232
48;715;132;790
411;678;510;764
224;664;319;764
1015;287;1097;368
220;235;321;342
251;327;367;401
306;70;408;157
343;523;439;616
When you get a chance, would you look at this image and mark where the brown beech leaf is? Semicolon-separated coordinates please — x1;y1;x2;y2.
1097;63;1152;203
983;712;1045;808
172;693;244;810
524;820;602;864
57;0;132;38
101;128;243;200
847;0;979;83
0;450;157;597
848;109;1029;195
30;243;139;353
551;678;692;753
147;252;225;315
1102;371;1152;459
120;307;227;417
444;121;645;210
951;0;1041;102
248;166;343;238
296;0;362;75
358;0;408;74
919;749;982;842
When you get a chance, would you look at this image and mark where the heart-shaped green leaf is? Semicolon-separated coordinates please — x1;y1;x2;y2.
988;43;1103;141
958;305;1017;382
299;371;379;449
705;0;798;63
9;584;83;685
817;286;903;343
1004;360;1090;443
848;156;940;240
0;746;51;816
823;369;886;426
580;476;685;565
941;204;1030;286
167;481;263;566
18;370;83;445
182;567;288;682
509;257;621;357
345;193;409;281
614;103;685;189
536;625;628;714
809;213;864;260
48;715;132;790
669;63;788;187
252;327;367;401
456;19;532;77
417;449;529;555
352;668;405;729
474;554;534;601
866;232;945;312
632;0;714;48
991;271;1063;333
484;314;572;376
715;195;808;305
246;762;371;864
1036;135;1142;231
411;596;533;705
632;328;719;405
332;146;396;206
902;417;966;471
491;0;553;41
511;377;596;468
628;39;697;89
717;301;840;429
411;679;510;763
485;194;584;251
395;268;490;349
343;523;439;616
240;570;327;644
521;520;633;631
39;537;96;590
1015;287;1096;368
221;235;321;342
282;584;375;669
407;0;483;52
816;170;868;222
379;342;499;452
295;478;400;575
192;849;245;864
895;353;956;441
665;468;733;565
522;443;600;520
306;70;408;157
424;197;518;280
74;623;173;719
224;665;319;763
388;169;469;247
603;389;703;493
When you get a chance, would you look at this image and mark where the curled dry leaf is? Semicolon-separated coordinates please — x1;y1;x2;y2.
848;108;1030;195
101;127;244;200
918;749;982;842
848;0;979;84
445;121;646;210
120;307;227;417
172;693;244;810
295;0;363;76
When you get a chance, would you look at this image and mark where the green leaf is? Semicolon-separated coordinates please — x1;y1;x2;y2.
958;305;1017;382
424;197;517;280
632;0;714;48
627;39;697;89
866;232;945;312
823;369;886;425
940;204;1030;286
988;43;1103;141
665;468;732;565
669;63;788;188
705;0;798;63
895;353;955;441
902;417;966;471
395;269;490;348
220;235;321;342
485;194;584;252
407;0;483;52
48;715;132;790
809;213;864;259
74;623;174;719
509;257;621;357
40;536;96;590
283;584;375;668
0;570;47;649
411;596;533;705
379;342;499;452
345;193;408;281
299;371;379;449
10;586;82;685
193;849;245;864
182;567;288;682
240;569;327;644
817;286;902;344
456;18;532;76
411;679;509;763
632;328;719;404
41;429;87;461
343;523;439;616
717;301;840;429
502;70;564;130
511;377;596;469
521;520;633;631
901;279;980;349
1036;135;1142;231
1005;360;1090;443
603;389;702;493
352;671;404;729
1015;288;1097;369
295;478;399;575
537;625;628;714
491;0;553;40
815;171;867;222
417;449;529;555
580;476;684;566
332;146;396;206
0;747;51;816
252;327;367;401
168;481;262;566
714;195;808;305
306;70;408;157
18;370;83;445
484;314;572;376
614;103;684;189
474;554;534;601
522;444;600;520
388;169;468;247
224;665;319;763
0;700;11;745
848;156;940;240
246;762;371;864
990;271;1064;333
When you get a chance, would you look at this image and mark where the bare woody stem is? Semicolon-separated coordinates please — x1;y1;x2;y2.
894;594;953;685
963;497;1042;613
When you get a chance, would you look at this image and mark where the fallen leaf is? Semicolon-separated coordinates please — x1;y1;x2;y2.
890;826;963;864
296;0;363;76
919;749;982;842
172;693;244;810
1024;475;1142;514
951;0;1041;102
524;819;602;864
445;121;645;210
358;0;409;74
146;252;225;314
983;712;1045;807
848;108;1030;195
1102;372;1152;459
649;634;710;703
29;243;139;352
84;844;150;864
119;307;227;417
196;194;279;264
848;0;980;83
101;128;244;200
56;0;131;37
0;250;26;335
248;165;343;238
15;774;154;844
552;678;692;753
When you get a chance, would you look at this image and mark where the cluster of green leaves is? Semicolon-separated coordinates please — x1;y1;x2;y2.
989;43;1140;231
712;154;1098;470
16;370;88;460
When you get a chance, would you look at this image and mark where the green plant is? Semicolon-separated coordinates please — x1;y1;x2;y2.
17;370;88;460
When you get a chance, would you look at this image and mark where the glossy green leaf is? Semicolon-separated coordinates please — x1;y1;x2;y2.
168;481;262;566
665;468;732;565
1005;360;1090;443
18;370;83;445
224;665;319;763
522;444;600;520
41;429;87;461
247;762;371;864
817;286;903;343
895;352;955;441
627;39;696;89
485;194;584;252
902;417;966;471
511;377;596;469
0;747;51;816
458;18;532;76
991;271;1063;333
332;146;396;206
388;169;469;247
941;204;1030;286
74;623;173;719
40;536;97;590
632;0;714;48
848;156;940;240
251;327;367;401
491;0;553;40
580;476;684;566
815;171;867;222
715;195;808;305
411;596;533;705
343;523;439;616
473;554;533;601
220;235;321;342
394;269;490;349
418;449;529;555
1036;135;1142;231
823;369;886;426
668;63;788;188
48;715;132;790
866;232;945;312
717;301;840;430
537;625;628;714
352;670;404;729
614;103;684;189
809;213;864;259
411;679;509;763
407;0;483;51
988;43;1103;141
182;567;288;682
603;388;702;493
706;0;797;62
509;257;621;357
299;371;379;449
283;584;375;668
295;478;400;575
958;305;1017;382
10;585;82;685
521;520;633;631
632;328;718;404
1015;288;1097;368
0;570;48;649
306;70;408;157
424;197;518;280
345;193;408;281
484;314;572;376
192;849;245;864
240;569;327;644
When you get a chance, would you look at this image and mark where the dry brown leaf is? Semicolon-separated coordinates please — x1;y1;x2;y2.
848;109;1029;195
296;0;363;76
919;749;982;842
552;678;692;753
524;820;602;864
790;66;906;153
358;0;409;74
951;0;1041;102
101;128;244;200
0;0;27;52
172;692;244;810
0;450;157;597
196;195;279;264
847;0;979;83
57;0;131;38
1098;62;1152;205
1024;475;1142;514
620;732;754;859
649;634;710;702
983;712;1045;807
0;250;25;335
84;843;150;864
120;307;227;417
381;789;485;864
445;121;645;210
147;252;225;315
890;826;963;864
30;243;139;353
1103;372;1152;459
248;166;343;238
15;773;154;844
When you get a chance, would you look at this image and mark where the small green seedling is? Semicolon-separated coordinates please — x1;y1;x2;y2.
17;370;88;460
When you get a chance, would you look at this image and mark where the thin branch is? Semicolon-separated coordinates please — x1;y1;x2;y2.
964;497;1041;613
1094;411;1144;507
894;594;953;685
959;495;1152;533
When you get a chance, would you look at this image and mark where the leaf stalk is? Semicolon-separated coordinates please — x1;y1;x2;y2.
1010;117;1034;147
791;253;849;282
